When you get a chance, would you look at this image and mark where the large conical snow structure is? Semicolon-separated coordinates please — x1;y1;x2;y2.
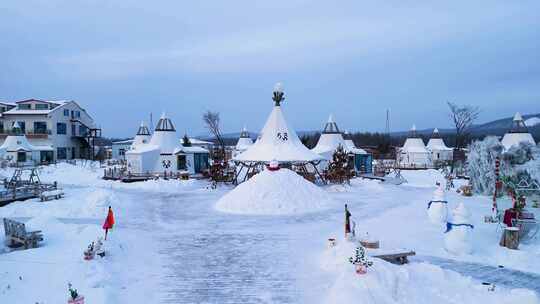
399;124;431;167
343;131;368;154
234;84;323;163
501;112;536;150
427;184;448;224
149;113;178;154
132;121;151;148
235;126;253;153
427;128;453;162
444;202;473;255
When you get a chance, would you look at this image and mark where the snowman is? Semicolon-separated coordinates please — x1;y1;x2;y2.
427;183;448;224
444;202;474;255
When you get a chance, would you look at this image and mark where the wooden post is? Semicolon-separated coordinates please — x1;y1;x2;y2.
345;204;351;238
499;227;520;250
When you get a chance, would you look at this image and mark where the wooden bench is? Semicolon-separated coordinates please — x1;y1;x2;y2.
40;189;65;202
3;218;43;249
369;249;416;265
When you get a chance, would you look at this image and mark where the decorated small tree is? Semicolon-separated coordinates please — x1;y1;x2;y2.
349;244;373;274
325;145;351;184
67;283;84;303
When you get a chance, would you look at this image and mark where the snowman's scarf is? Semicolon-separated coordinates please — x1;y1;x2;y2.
427;200;447;209
445;222;474;233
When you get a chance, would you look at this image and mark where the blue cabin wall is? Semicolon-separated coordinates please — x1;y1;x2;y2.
354;154;373;174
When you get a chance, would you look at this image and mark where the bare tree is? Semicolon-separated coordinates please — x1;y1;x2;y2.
447;102;480;149
202;110;226;158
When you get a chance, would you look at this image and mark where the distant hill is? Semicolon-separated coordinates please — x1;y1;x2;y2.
197;113;540;144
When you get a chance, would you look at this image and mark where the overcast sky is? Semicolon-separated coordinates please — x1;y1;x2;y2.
1;1;539;138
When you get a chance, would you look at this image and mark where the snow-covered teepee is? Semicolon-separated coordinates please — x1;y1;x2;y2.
312;114;347;160
234;126;253;155
398;125;431;167
234;83;323;163
131;121;151;148
426;128;453;163
501;112;536;150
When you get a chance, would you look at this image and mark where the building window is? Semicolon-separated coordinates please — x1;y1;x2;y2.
119;149;126;157
17;121;26;133
79;125;88;137
177;155;187;170
64;109;69;116
34;121;47;134
35;103;49;110
0;121;3;133
57;123;67;135
17;152;27;163
18;104;31;110
76;111;81;118
57;147;67;160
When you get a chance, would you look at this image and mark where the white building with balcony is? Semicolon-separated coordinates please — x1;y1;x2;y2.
0;99;100;163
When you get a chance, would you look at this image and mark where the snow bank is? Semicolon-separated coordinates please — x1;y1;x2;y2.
401;169;444;187
215;168;335;215
321;241;539;304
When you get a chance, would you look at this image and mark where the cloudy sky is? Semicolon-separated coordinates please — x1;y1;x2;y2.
1;1;539;137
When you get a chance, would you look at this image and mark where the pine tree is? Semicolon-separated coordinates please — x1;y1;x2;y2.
325;145;351;184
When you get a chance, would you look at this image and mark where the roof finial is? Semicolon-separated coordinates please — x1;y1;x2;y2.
327;114;335;123
513;112;523;121
411;124;416;131
272;82;285;106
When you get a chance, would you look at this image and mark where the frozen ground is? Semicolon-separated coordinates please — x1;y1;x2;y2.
0;163;539;303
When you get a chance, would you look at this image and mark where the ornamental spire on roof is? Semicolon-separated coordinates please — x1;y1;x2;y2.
408;124;419;138
136;121;151;136
155;113;176;132
508;112;528;133
431;128;441;138
239;125;250;138
272;82;285;106
323;114;340;134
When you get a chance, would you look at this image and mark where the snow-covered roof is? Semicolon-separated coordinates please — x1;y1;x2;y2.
427;128;452;151
147;114;179;154
501;133;536;150
173;146;209;154
234;86;323;163
3;99;71;116
188;138;213;145
0;124;42;152
344;139;368;154
402;138;429;153
501;112;536;149
126;144;160;155
132;121;151;148
113;139;134;145
312;115;347;157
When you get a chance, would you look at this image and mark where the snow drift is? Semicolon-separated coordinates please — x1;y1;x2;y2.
215;168;335;215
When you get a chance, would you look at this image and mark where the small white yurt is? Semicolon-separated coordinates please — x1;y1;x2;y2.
427;128;453;163
399;125;431;167
234;126;253;156
312;114;347;160
234;83;323;164
131;121;151;148
501;112;536;150
126;113;177;174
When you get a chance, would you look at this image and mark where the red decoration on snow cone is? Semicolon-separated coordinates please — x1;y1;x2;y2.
267;160;280;171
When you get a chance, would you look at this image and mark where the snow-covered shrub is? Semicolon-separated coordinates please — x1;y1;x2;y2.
467;136;510;195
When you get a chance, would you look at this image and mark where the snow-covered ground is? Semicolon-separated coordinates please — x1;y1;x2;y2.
0;163;539;303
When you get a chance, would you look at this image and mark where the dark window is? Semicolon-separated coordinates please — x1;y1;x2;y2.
40;151;53;163
177;155;187;170
64;109;69;116
79;125;87;136
17;121;25;133
119;149;126;156
72;124;76;136
57;123;67;135
17;152;27;162
35;103;49;110
34;121;47;134
76;111;81;118
0;121;3;133
71;147;76;159
18;104;31;110
57;147;67;160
